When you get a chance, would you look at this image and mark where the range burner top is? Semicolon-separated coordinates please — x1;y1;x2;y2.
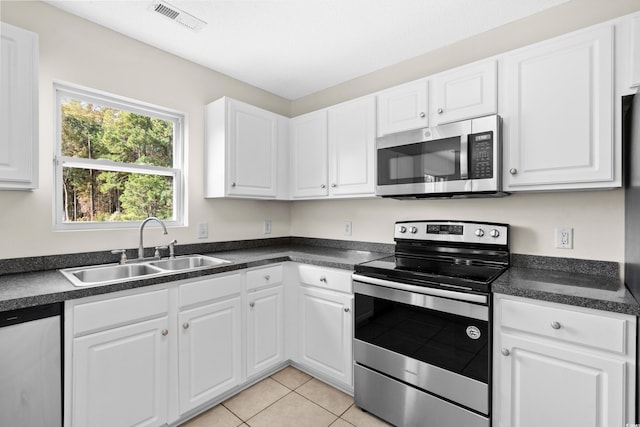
355;220;510;294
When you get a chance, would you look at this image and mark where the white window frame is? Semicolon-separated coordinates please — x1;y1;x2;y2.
53;82;186;231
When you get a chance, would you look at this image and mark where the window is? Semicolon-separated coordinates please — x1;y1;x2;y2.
54;83;185;230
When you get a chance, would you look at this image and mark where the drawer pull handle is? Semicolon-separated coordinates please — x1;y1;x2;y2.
161;329;169;336
265;275;271;280
183;322;190;330
551;321;561;330
249;302;255;308
501;348;510;356
344;307;350;313
319;276;327;283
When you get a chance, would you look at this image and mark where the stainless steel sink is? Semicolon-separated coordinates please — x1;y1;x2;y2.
60;254;230;287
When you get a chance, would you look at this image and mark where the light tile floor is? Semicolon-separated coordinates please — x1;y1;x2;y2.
180;366;392;427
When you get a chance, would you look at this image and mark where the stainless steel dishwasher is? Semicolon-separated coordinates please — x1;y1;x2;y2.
0;303;62;427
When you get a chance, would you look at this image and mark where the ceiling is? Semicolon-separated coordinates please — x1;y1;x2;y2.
45;0;570;100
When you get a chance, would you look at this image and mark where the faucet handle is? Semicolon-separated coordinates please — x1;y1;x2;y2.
168;239;178;259
154;246;168;259
111;249;128;265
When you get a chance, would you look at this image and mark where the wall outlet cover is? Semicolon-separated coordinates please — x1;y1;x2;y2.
555;227;573;249
344;220;352;236
264;220;272;234
198;222;208;239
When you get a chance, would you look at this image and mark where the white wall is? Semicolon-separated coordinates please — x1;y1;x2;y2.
0;1;291;259
0;0;636;263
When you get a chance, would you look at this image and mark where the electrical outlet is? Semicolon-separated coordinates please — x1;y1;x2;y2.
555;227;573;249
263;220;272;234
344;220;352;236
197;222;208;239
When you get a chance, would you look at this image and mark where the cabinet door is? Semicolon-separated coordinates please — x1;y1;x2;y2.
328;97;376;197
73;317;169;427
0;23;38;190
632;15;640;88
246;285;284;377
377;79;428;136
299;286;353;388
178;296;242;414
290;110;328;198
504;25;615;191
431;61;497;125
495;333;626;427
227;99;278;197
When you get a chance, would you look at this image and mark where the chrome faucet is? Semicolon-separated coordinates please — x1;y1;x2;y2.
138;217;168;259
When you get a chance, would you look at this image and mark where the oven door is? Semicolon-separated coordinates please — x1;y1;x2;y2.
353;278;490;417
376;119;472;196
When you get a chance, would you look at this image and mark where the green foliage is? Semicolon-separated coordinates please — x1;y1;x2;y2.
60;98;174;222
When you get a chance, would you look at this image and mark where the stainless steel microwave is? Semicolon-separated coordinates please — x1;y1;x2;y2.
376;115;505;199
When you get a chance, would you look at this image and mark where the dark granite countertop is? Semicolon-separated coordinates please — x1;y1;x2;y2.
492;255;640;316
0;243;390;311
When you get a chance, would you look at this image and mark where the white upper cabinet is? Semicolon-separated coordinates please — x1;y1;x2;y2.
631;14;640;88
503;25;616;191
204;97;288;199
328;96;376;197
377;79;428;136
290;110;328;198
430;60;497;125
291;96;376;199
0;22;38;190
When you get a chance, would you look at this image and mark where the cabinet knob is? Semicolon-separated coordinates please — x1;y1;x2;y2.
344;307;350;313
182;322;190;330
501;348;510;356
319;276;327;283
550;321;561;330
231;182;237;187
437;108;444;114
321;184;326;189
509;168;517;175
265;275;270;281
331;183;337;188
249;302;255;308
419;111;426;118
161;329;169;336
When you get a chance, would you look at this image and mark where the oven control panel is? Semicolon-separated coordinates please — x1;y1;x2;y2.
395;220;508;246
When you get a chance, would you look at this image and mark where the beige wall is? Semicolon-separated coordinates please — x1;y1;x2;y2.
0;1;291;259
1;0;637;262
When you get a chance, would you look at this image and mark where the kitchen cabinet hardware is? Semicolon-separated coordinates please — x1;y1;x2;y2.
182;322;189;329
550;321;561;330
249;302;255;308
419;111;426;118
437;108;444;114
331;183;337;188
319;276;327;283
344;307;350;313
231;182;236;187
321;184;326;188
509;168;517;175
161;329;169;336
501;348;510;356
264;275;270;280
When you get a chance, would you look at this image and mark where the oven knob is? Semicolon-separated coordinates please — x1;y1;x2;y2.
409;226;418;234
399;226;407;233
489;229;500;238
475;228;485;237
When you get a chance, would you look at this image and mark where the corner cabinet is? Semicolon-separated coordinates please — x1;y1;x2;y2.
204;97;289;199
0;22;38;190
502;25;617;191
493;294;636;427
290;96;376;199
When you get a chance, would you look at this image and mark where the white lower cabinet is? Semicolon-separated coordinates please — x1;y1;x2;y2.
246;285;284;377
493;294;636;427
296;264;354;391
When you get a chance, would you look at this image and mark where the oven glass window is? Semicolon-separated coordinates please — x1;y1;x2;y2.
355;293;488;383
378;136;461;185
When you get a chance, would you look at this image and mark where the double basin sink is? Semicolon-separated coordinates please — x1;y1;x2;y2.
61;255;230;287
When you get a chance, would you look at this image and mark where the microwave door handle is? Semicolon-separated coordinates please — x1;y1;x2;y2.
460;135;469;180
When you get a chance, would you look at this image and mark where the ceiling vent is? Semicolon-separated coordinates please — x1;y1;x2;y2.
148;1;207;33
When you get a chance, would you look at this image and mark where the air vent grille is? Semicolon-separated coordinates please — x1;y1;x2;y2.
148;1;207;32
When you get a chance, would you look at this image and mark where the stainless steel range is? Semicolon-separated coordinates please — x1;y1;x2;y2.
352;220;509;427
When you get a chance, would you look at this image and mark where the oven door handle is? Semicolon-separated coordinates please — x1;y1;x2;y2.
352;274;488;305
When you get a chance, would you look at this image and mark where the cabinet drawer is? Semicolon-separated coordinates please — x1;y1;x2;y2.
298;264;352;294
499;298;627;354
74;289;169;336
179;273;242;308
247;265;283;291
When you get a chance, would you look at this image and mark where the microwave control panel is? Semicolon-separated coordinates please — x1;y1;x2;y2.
469;131;494;179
